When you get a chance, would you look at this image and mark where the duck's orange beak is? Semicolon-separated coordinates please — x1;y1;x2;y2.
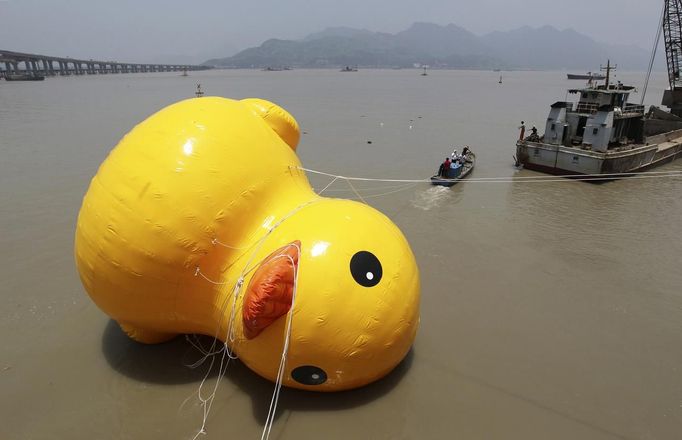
242;241;300;339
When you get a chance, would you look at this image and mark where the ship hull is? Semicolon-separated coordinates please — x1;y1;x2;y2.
516;133;682;177
4;74;45;81
567;73;606;80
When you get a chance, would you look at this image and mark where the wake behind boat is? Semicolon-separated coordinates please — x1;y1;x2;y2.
431;149;475;187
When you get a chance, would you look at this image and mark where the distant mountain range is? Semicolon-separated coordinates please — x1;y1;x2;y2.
203;22;652;70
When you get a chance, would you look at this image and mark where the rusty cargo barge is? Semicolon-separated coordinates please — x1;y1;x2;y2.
516;62;682;176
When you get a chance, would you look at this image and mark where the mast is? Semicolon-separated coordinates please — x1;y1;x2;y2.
662;0;682;115
600;59;616;88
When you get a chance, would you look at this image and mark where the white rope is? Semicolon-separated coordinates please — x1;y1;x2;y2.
194;267;229;285
642;1;666;105
190;274;245;440
358;182;420;199
189;200;318;439
320;182;421;192
211;237;251;250
317;175;340;194
260;244;301;440
299;166;682;184
345;178;368;204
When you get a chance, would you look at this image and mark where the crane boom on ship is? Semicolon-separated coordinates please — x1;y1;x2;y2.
662;0;682;115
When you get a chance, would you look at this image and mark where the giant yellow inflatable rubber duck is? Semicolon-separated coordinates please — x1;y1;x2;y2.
75;97;420;391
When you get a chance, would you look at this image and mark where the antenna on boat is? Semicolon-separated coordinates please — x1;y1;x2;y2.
600;59;617;88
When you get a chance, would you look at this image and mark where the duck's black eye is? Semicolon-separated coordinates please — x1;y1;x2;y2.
350;251;382;287
292;365;327;385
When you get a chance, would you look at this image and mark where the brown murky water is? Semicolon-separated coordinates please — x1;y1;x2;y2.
1;69;681;439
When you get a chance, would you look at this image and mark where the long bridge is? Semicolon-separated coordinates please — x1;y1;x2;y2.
0;50;211;78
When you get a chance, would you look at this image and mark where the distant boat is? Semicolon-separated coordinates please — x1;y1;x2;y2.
181;68;188;77
499;75;502;84
340;66;358;72
421;66;428;76
262;66;292;71
5;73;45;81
567;72;606;80
195;84;204;97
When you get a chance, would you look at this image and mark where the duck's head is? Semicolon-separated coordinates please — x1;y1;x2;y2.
233;198;420;391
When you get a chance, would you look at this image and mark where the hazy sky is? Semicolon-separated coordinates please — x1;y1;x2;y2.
0;0;662;63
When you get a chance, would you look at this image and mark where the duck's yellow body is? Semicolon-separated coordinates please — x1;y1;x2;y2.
75;97;420;391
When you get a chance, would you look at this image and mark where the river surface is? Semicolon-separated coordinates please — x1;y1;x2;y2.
1;69;681;440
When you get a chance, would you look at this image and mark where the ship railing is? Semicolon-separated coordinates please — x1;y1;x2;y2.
575;102;599;114
623;103;645;114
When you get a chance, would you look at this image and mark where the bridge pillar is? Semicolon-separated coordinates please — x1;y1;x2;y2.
42;59;53;76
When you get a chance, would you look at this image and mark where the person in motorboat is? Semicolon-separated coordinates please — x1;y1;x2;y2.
449;158;462;178
438;157;451;177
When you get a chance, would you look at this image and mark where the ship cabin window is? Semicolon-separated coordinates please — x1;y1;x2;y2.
551;123;556;131
581;92;587;99
572;155;579;163
593;128;599;135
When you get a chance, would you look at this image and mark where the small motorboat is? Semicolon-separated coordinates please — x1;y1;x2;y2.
430;151;476;187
